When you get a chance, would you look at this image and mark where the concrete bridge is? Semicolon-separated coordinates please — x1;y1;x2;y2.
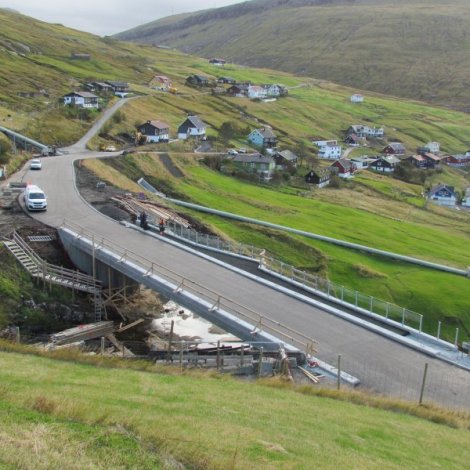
10;99;470;409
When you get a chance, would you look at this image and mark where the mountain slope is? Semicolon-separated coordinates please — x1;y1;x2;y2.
115;0;470;111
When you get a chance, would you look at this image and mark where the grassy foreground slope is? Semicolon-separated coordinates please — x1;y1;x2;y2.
0;348;469;469
116;0;470;111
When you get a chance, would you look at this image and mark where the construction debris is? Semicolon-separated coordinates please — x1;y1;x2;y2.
49;321;115;345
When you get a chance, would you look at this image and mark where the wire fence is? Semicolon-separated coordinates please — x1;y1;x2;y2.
3;332;470;411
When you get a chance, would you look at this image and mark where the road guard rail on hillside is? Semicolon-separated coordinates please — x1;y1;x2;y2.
164;198;470;278
60;220;317;357
163;220;464;348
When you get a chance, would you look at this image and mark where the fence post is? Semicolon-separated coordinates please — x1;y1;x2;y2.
437;321;441;340
16;326;20;344
180;341;184;371
216;340;221;370
337;354;342;391
257;347;264;378
419;363;429;405
100;336;105;355
454;328;459;347
167;320;174;362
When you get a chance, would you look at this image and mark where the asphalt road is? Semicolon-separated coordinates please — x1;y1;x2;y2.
19;100;470;409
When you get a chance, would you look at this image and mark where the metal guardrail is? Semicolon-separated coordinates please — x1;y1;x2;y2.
262;256;424;331
162;221;464;345
165;198;470;278
61;220;317;355
166;220;261;260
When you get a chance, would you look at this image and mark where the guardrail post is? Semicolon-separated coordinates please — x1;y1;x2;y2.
419;315;423;334
341;286;344;302
437;321;441;340
385;303;389;319
402;308;406;326
370;297;373;313
327;282;330;297
454;328;459;347
419;363;429;405
337;354;341;390
354;291;358;307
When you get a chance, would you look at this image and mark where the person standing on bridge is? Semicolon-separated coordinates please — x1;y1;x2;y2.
158;218;165;235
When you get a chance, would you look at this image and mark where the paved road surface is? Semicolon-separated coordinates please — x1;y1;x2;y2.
18;100;470;409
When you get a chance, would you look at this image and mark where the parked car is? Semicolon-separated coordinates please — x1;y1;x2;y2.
227;149;238;156
238;147;247;154
24;185;47;211
104;145;116;152
30;159;42;170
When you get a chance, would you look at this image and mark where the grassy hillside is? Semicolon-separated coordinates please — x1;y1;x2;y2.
115;0;470;111
0;346;469;469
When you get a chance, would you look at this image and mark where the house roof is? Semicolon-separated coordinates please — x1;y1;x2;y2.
385;142;406;152
255;127;276;139
233;153;274;164
407;154;426;162
106;81;129;88
422;152;441;161
154;75;170;81
65;91;98;98
182;115;205;129
277;150;298;161
140;120;169;130
331;158;355;171
429;184;455;196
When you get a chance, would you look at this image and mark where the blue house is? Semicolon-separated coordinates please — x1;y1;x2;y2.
427;184;457;207
247;127;277;150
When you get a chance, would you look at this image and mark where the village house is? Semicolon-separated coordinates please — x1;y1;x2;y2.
136;120;170;143
312;139;342;160
106;81;129;97
427;184;457;207
424;142;440;154
186;75;210;87
273;150;298;169
263;84;288;97
62;91;99;109
232;153;276;179
86;82;113;94
350;156;378;169
227;84;249;97
344;133;362;146
347;125;384;138
217;76;236;84
177;115;206;140
444;154;470;167
330;158;357;178
403;154;427;169
383;142;406;155
248;85;268;100
369;155;400;173
209;58;226;66
305;169;331;188
150;75;172;90
247;127;277;150
350;94;364;103
462;188;470;207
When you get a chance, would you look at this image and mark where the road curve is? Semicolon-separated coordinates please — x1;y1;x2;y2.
19;106;470;410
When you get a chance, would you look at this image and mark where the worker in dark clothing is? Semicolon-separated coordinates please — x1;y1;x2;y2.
140;212;149;230
158;218;165;235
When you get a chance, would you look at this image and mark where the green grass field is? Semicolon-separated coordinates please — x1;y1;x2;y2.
0;347;469;469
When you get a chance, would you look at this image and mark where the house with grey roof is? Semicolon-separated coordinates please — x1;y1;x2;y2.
136;120;170;143
63;91;99;109
427;184;457;207
274;150;298;169
247;127;277;150
232;153;276;179
177;115;206;140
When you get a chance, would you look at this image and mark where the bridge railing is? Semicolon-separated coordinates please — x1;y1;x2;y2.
61;220;317;355
166;220;261;260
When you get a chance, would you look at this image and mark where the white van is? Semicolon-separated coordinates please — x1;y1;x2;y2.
24;185;47;211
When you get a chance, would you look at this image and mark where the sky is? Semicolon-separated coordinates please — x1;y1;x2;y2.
0;0;247;36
